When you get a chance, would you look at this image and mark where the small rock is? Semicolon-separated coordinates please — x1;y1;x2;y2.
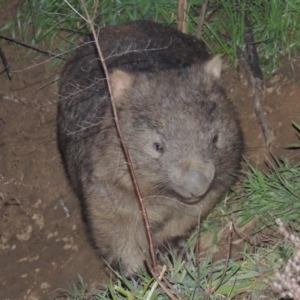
62;237;69;243
40;282;50;289
20;257;28;262
17;225;33;242
28;255;39;262
32;214;44;230
0;244;10;251
63;244;72;250
270;74;281;84
33;199;42;209
266;87;273;93
1;235;9;244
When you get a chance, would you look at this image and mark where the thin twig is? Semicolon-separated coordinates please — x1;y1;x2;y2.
195;0;209;39
196;213;202;274
193;214;206;300
78;0;158;272
0;46;12;79
162;269;181;294
206;222;233;296
242;14;274;148
148;264;180;300
177;0;188;33
0;34;65;60
238;50;274;148
232;222;254;245
28;0;37;41
64;0;88;22
205;254;214;299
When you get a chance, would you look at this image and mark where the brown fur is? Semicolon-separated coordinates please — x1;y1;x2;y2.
57;20;243;275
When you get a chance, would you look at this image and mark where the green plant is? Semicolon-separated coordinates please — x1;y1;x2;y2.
2;0;300;72
225;159;300;231
54;250;269;299
286;121;300;149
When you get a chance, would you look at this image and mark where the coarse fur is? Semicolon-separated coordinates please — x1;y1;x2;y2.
57;20;243;275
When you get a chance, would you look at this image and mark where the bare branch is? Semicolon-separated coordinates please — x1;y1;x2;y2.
243;15;275;148
195;0;209;39
77;0;158;272
206;222;233;297
0;46;12;79
148;264;181;300
0;34;65;60
177;0;188;33
64;0;88;22
104;39;173;60
238;51;274;148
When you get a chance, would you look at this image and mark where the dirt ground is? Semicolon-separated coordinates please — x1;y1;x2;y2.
1;2;300;300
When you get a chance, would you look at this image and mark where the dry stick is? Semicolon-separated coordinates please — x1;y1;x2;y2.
192;214;205;299
205;254;214;299
196;213;202;271
177;0;188;33
231;220;257;247
195;0;209;39
0;46;12;79
79;0;158;272
242;15;274;148
238;52;274;148
206;222;233;297
196;213;201;272
28;0;37;41
148;264;180;300
0;34;65;60
162;272;180;293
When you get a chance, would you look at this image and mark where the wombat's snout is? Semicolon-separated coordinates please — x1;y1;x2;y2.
169;164;215;199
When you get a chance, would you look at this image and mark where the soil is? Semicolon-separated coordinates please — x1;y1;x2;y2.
1;2;300;300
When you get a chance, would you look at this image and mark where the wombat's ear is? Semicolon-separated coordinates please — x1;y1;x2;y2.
204;56;222;79
109;69;134;102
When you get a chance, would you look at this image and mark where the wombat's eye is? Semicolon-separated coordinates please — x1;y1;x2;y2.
154;143;164;153
212;134;218;144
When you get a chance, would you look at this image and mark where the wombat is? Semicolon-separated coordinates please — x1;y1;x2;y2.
57;20;243;275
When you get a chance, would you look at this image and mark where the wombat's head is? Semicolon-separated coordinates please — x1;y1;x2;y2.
107;56;243;203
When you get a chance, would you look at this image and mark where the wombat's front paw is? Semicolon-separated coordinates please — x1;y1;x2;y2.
174;245;187;258
118;252;149;277
156;244;187;265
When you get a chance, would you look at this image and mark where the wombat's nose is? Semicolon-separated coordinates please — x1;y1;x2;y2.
183;170;212;197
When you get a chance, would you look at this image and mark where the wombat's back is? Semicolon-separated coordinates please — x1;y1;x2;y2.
65;20;210;74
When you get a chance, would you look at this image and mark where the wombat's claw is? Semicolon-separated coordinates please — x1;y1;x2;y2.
175;245;187;258
155;248;161;259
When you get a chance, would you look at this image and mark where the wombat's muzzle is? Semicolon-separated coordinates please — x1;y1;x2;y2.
169;163;215;199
